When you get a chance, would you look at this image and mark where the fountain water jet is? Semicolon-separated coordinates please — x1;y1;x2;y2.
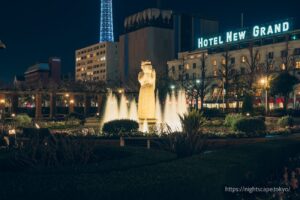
119;93;129;119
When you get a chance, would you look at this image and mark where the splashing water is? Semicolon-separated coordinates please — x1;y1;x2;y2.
101;89;188;133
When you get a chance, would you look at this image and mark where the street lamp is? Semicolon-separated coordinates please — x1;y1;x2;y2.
260;77;269;114
0;40;6;49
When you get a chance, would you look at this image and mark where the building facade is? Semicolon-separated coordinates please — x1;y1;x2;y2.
119;8;174;85
75;42;118;83
119;8;219;85
168;27;300;109
21;57;61;88
173;13;219;54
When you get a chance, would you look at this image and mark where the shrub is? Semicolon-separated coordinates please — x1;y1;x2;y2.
179;110;206;135
254;106;266;116
242;95;254;114
287;109;300;118
233;118;266;136
11;134;97;168
202;108;224;118
15;114;32;127
269;109;286;117
66;112;85;125
253;116;266;122
277;116;294;128
168;110;207;158
224;113;244;129
102;120;139;136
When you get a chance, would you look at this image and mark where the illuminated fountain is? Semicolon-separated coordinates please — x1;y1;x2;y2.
102;61;188;133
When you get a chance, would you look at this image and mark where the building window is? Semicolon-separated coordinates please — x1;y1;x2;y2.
212;59;217;66
192;73;196;79
221;59;226;65
193;63;197;69
178;65;183;70
230;57;235;64
241;56;247;63
171;66;175;73
185;64;190;70
296;61;300;69
256;53;260;60
185;73;189;80
178;74;183;80
281;63;286;70
294;48;300;55
281;50;288;57
240;67;246;75
268;52;274;59
213;69;217;77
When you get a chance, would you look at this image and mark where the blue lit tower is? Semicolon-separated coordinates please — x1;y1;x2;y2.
100;0;114;42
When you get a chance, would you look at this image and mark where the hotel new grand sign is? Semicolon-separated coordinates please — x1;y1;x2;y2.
198;20;291;49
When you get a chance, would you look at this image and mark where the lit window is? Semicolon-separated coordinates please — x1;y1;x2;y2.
241;56;247;63
281;63;286;70
213;65;218;77
212;60;217;66
296;61;300;69
221;59;226;65
100;56;106;61
256;53;260;60
185;64;190;70
214;70;217;77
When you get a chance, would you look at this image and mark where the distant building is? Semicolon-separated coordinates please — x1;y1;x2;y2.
48;57;61;84
75;42;119;83
13;75;25;88
119;8;174;85
173;13;219;54
19;57;61;88
119;8;219;85
24;63;50;87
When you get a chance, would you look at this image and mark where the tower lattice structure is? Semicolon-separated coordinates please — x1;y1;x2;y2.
100;0;114;42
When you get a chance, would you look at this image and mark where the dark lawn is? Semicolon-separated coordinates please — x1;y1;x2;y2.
0;138;300;200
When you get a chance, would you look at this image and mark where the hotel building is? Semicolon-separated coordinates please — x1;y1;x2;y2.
75;42;118;83
167;21;300;109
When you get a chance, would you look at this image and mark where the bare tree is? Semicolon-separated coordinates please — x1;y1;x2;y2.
244;43;260;92
230;70;247;113
219;48;235;110
281;35;296;73
199;52;208;110
259;53;275;113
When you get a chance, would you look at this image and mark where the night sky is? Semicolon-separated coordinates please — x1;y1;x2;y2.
1;0;300;83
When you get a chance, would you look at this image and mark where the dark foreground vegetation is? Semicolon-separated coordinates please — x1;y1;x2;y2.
0;137;300;200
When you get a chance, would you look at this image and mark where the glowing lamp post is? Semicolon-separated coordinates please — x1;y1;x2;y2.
260;77;269;114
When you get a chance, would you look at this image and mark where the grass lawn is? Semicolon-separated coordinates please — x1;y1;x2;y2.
0;138;300;200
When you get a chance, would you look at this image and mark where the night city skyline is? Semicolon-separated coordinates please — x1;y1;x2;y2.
2;1;300;199
1;0;300;82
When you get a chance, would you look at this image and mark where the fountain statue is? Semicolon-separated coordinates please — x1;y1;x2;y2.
101;61;188;133
138;61;156;127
